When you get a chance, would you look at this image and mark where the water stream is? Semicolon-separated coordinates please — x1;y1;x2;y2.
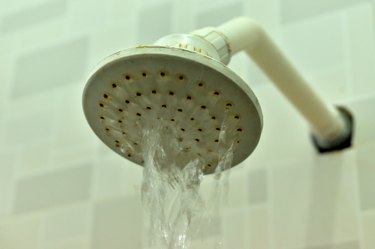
140;119;236;249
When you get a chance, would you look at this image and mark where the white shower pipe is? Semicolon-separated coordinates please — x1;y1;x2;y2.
189;17;352;150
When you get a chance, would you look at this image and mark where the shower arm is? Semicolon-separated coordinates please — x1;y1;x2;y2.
189;17;352;151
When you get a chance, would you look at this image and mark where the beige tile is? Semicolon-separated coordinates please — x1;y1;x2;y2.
0;216;41;249
44;239;88;249
348;95;375;146
92;196;143;249
222;209;248;248
13;164;92;214
248;168;268;204
297;240;360;249
43;204;90;243
356;143;375;211
271;150;359;248
248;206;270;249
362;212;375;249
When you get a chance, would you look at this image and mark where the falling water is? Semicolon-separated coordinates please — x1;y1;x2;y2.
140;118;236;249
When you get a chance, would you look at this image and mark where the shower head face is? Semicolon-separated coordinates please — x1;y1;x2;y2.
83;46;262;174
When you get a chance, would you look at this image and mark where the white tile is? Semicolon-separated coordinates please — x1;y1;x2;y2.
245;0;281;35
345;3;375;98
0;216;41;249
13;164;93;214
53;84;99;148
109;0;137;23
172;0;195;33
92;196;143;249
297;240;360;249
13;18;68;53
248;206;270;249
90;21;136;68
0;36;17;108
280;0;367;23
362;213;375;249
43;239;89;249
93;155;142;200
228;48;270;89
192;0;239;9
93;160;125;200
49;142;98;171
0;0;67;34
244;84;316;167
137;2;174;44
0;152;16;220
222;172;247;209
356;142;375;211
271;160;312;248
248;168;268;205
222;208;248;249
18;141;53;173
96;140;118;156
195;1;244;28
244;53;272;87
347;95;375;146
281;13;346;74
67;0;110;34
3;106;55;150
43;204;90;244
308;65;350;102
5;82;63;115
11;37;89;98
0;0;50;13
271;150;359;248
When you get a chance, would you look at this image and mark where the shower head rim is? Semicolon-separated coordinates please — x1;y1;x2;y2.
83;46;263;173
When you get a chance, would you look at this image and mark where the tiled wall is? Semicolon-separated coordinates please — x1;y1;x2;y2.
1;0;375;248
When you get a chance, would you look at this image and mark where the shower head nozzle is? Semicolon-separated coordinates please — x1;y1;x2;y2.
83;45;262;174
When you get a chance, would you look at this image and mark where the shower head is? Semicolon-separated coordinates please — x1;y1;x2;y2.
83;44;263;174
